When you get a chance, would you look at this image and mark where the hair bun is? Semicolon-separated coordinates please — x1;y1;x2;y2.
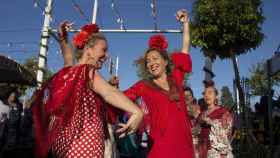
204;80;215;88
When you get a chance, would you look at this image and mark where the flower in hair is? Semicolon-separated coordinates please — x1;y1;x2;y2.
148;34;168;51
72;24;99;49
81;24;99;34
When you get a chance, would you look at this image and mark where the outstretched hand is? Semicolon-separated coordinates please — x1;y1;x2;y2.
116;112;143;138
176;9;189;23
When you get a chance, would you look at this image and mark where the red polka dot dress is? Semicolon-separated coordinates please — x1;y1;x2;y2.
52;88;105;158
32;65;107;158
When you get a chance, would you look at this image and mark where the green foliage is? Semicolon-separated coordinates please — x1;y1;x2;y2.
220;86;234;108
23;56;53;81
19;56;53;95
191;0;264;59
248;61;280;96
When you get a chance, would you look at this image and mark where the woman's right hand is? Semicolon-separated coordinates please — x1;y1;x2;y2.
58;21;73;42
201;113;213;125
116;111;144;138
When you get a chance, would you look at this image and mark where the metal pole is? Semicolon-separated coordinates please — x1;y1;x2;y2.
92;0;98;24
51;29;182;33
267;59;273;147
115;56;119;77
36;0;53;87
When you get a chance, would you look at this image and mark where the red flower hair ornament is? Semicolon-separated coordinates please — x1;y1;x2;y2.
72;24;99;49
148;34;168;51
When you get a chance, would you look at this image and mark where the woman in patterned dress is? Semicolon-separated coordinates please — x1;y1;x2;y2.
198;81;233;158
32;24;143;158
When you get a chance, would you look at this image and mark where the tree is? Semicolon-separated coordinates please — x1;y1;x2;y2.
23;56;53;82
19;56;53;95
191;0;264;111
248;61;280;96
220;86;234;108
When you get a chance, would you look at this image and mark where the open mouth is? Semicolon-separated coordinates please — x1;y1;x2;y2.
150;64;160;73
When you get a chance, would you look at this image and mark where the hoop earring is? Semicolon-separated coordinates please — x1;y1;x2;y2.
214;99;218;105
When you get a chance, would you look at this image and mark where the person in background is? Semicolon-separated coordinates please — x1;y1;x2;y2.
0;89;34;158
183;86;201;158
198;81;233;158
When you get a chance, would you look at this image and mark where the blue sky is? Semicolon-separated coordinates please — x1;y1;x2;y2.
0;0;279;100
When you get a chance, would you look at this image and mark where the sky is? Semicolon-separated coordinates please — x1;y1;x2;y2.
0;0;279;101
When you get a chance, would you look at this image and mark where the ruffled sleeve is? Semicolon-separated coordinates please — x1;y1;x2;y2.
124;81;150;133
171;52;192;86
124;81;145;102
105;81;145;124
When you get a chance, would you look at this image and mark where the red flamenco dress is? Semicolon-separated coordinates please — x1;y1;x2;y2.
124;52;195;158
32;64;107;158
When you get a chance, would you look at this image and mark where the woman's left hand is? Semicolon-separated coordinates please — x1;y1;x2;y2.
116;112;143;138
176;9;189;23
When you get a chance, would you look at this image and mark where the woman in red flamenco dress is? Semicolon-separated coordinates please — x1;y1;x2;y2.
120;9;195;158
32;24;143;158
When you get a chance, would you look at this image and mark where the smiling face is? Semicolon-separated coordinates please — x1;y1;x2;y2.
86;39;108;69
145;50;168;78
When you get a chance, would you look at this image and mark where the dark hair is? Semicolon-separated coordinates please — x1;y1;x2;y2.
183;86;194;97
4;89;21;105
204;80;218;96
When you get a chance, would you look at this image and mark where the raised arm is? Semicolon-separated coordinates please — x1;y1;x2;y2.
176;9;190;54
171;10;192;86
58;21;74;67
91;70;143;135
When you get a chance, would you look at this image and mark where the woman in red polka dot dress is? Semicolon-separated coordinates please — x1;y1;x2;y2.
32;24;143;158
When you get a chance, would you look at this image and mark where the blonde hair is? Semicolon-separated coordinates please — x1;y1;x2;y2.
75;33;107;60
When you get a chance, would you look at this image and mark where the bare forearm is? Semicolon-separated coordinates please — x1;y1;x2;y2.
182;21;190;54
92;71;142;115
103;87;142;115
60;40;74;67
